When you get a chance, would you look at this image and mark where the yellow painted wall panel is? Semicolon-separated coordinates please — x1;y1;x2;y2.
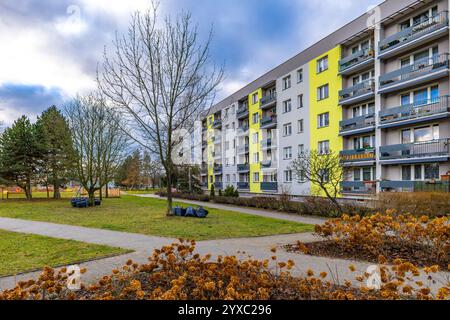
248;89;262;194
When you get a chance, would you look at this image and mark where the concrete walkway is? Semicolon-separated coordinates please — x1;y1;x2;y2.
1;217;448;293
132;193;327;226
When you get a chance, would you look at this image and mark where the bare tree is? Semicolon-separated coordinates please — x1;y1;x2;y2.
291;150;344;214
65;94;127;205
98;4;223;215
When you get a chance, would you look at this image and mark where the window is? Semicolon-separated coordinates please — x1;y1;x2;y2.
424;164;439;180
319;169;330;183
284;170;293;183
253;172;260;183
317;56;328;73
317;84;329;100
252;93;258;104
226;174;230;183
318;140;330;155
282;99;292;113
297;69;303;83
298;144;305;155
282;76;291;90
252;112;259;124
363;167;372;181
297;94;304;108
283;123;292;136
317;112;329;128
297;119;304;133
414;165;423;180
252;132;259;144
283;147;292;160
402;166;412;181
253;152;259;163
354;168;361;181
297;170;306;182
232;174;236;183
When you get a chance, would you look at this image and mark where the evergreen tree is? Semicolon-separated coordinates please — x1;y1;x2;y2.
0;116;43;199
35;106;76;199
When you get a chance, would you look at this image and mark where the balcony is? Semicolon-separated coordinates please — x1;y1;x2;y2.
200;164;208;176
340;148;376;166
260;116;277;129
261;182;278;192
237;163;250;173
262;138;276;150
379;139;450;164
379;11;449;59
236;107;249;120
213;135;222;144
213;118;222;129
237;144;249;154
379;96;450;129
339;113;375;136
237;182;250;190
213;165;223;175
261;160;273;168
339;47;375;75
237;125;249;136
214;182;223;190
341;181;377;195
339;79;375;106
380;180;450;192
379;54;449;94
260;94;277;109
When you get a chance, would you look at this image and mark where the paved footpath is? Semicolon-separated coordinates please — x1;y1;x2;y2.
132;193;327;226
1;216;448;293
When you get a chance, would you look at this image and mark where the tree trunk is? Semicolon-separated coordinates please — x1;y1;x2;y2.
88;189;95;207
99;187;103;201
46;184;50;199
105;186;109;198
166;169;173;216
53;177;61;200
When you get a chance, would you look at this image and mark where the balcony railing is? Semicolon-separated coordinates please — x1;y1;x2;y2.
379;54;449;90
237;182;250;190
236;107;249;119
381;180;450;192
261;138;275;149
341;181;377;195
379;96;450;126
260;116;277;128
340;148;376;163
261;182;278;192
339;79;375;104
339;47;374;73
200;164;208;175
237;144;249;154
260;94;277;109
213;119;222;128
237;164;250;172
261;160;273;168
237;125;249;135
214;182;223;190
380;139;450;160
379;11;449;54
213;165;223;174
339;113;375;134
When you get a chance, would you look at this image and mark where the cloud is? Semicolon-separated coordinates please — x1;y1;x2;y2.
0;0;384;124
0;84;66;124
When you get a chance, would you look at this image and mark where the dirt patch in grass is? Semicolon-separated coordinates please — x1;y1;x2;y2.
284;240;449;269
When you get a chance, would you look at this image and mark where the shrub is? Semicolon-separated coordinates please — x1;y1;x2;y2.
377;192;450;218
210;184;215;198
1;241;448;300
224;185;238;198
314;211;450;267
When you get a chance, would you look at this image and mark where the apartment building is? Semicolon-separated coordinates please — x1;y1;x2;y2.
198;0;450;198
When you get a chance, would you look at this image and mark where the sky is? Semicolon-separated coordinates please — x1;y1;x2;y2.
0;0;384;125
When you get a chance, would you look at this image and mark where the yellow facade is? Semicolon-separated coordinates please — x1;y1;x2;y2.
309;46;343;196
248;89;262;194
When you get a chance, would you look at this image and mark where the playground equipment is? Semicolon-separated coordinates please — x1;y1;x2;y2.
172;206;209;218
71;187;101;208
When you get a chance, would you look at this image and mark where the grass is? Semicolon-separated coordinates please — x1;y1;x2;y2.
0;230;130;277
2;191;76;199
0;196;313;240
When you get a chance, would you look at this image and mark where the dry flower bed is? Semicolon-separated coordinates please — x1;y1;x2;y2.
0;240;448;300
285;211;449;269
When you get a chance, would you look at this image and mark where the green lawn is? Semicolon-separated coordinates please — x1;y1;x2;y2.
0;230;130;277
0;196;313;240
2;191;76;199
